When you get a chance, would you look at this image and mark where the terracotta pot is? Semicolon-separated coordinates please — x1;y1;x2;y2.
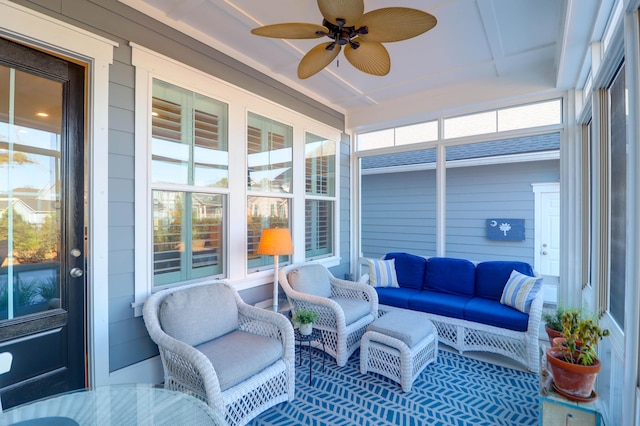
552;337;584;349
546;346;601;400
545;324;563;346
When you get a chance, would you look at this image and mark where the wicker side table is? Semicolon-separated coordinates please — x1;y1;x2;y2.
294;328;326;385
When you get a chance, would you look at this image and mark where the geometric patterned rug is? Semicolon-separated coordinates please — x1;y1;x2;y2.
249;348;539;426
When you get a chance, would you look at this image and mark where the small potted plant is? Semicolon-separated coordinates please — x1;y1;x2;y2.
542;304;568;345
292;309;319;335
546;309;609;401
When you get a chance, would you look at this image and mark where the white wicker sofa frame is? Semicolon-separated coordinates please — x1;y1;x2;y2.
143;280;295;426
279;262;379;367
361;256;543;373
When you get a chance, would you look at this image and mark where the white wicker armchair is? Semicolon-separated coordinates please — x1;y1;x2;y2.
143;280;295;426
279;263;378;366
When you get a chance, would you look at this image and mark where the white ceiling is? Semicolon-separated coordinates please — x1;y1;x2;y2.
120;0;603;131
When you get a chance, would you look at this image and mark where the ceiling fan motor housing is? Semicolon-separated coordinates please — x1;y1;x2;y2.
322;19;366;50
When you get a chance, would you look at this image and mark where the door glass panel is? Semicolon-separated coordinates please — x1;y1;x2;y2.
0;65;62;320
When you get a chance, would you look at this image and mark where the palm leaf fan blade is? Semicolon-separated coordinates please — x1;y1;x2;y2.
317;0;364;26
344;41;390;76
358;8;437;43
298;42;342;79
251;23;328;39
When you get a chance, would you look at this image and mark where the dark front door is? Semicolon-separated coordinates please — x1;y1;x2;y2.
0;37;86;408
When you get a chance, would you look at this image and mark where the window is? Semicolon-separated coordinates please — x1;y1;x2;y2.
607;63;626;328
357;99;563;152
357;121;437;151
305;133;336;259
151;79;228;286
247;113;292;270
132;45;341;314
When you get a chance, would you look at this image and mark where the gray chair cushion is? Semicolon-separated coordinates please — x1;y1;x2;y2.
287;264;332;298
331;297;371;326
197;330;283;391
160;283;238;346
367;311;435;348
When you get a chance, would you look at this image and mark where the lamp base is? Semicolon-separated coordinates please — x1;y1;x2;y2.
254;298;291;315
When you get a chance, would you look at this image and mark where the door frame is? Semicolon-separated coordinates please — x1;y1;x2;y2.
532;182;560;271
0;1;116;386
532;182;560;304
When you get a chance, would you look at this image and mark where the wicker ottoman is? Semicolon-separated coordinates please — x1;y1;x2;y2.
360;310;438;392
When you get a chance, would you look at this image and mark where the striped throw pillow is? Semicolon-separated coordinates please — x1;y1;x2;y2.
367;258;399;288
500;270;542;313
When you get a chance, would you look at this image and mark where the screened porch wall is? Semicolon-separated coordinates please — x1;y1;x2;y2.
361;159;559;263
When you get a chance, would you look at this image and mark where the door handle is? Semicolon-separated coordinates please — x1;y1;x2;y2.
69;268;84;278
542;251;547;255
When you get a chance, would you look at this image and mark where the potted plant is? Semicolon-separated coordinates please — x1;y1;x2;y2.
546;309;609;401
292;309;319;335
542;305;568;345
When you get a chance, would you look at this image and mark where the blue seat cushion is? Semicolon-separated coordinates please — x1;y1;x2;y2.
424;257;476;296
408;290;471;319
375;287;422;309
475;261;535;300
383;252;427;290
464;297;529;332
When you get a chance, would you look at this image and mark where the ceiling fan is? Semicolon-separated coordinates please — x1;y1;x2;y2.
251;0;437;79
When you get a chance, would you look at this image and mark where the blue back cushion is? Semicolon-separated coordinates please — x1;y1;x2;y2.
383;252;427;290
475;261;534;300
424;257;476;296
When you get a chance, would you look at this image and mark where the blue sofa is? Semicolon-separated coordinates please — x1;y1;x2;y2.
365;252;543;373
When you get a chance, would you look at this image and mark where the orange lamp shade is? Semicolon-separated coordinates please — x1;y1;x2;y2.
257;228;293;256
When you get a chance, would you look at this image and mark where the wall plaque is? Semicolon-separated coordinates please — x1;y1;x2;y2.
486;219;525;241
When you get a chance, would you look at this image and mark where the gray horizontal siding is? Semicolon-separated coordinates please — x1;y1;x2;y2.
445;160;559;263
361;160;559;264
361;170;437;259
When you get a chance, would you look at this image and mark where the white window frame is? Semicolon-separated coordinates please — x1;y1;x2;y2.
131;44;341;315
304;132;338;261
149;80;229;286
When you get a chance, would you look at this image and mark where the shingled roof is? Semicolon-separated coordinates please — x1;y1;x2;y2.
361;133;559;169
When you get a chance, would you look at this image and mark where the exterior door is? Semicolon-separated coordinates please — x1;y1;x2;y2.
533;182;560;304
0;37;86;407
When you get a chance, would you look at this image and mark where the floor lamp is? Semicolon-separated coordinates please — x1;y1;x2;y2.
257;228;293;312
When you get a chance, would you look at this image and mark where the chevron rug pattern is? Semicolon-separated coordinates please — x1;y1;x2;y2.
250;348;538;426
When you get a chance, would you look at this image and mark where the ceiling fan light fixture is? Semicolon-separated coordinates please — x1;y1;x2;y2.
251;0;436;78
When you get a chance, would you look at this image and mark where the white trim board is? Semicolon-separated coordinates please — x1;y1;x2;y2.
0;0;118;387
